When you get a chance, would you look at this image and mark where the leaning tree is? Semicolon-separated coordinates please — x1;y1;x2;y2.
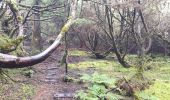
0;0;81;68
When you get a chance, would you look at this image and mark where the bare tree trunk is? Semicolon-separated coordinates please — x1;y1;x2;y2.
31;0;43;54
105;4;130;68
64;32;68;75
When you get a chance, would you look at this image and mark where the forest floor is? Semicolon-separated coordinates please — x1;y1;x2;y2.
0;47;84;100
0;48;170;100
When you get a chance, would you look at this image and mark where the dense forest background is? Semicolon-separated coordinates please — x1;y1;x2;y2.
0;0;170;100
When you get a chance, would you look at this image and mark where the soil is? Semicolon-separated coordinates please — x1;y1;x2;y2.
25;47;84;100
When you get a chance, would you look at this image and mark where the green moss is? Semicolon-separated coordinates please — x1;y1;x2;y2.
17;16;23;22
0;34;24;53
19;84;35;100
68;58;136;79
144;60;170;81
61;25;69;33
5;68;27;76
61;19;73;33
68;49;88;56
69;53;170;99
6;0;18;12
135;80;170;100
0;83;35;100
69;59;118;69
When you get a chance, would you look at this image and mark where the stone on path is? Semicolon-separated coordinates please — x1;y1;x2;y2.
53;92;74;99
44;79;57;83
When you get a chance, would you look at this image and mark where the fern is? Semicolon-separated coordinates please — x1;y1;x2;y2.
88;84;106;98
75;72;122;100
80;72;116;87
135;92;158;100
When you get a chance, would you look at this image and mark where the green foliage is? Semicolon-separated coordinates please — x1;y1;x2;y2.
135;92;158;100
135;80;170;100
68;58;136;79
62;75;74;82
0;69;8;83
20;84;35;100
0;83;35;100
75;72;122;100
69;59;120;69
4;68;26;76
143;56;170;81
6;0;18;12
0;67;36;83
0;34;24;53
75;90;90;100
21;68;35;78
68;50;88;56
0;67;35;80
69;50;170;99
68;51;136;80
80;72;116;87
89;84;106;95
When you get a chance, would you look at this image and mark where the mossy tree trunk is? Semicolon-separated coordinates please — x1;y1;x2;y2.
133;0;152;79
0;0;79;68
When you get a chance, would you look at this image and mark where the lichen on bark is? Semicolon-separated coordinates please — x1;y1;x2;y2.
0;34;24;53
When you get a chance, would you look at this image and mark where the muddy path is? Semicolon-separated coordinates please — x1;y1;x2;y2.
29;48;83;100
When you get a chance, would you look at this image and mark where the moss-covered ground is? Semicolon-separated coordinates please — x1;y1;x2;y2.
0;83;35;100
68;50;170;100
0;68;36;100
0;49;170;99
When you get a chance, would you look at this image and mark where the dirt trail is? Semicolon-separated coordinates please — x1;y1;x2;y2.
31;48;82;100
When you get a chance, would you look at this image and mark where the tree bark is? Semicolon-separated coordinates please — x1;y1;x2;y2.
0;33;62;68
0;13;76;68
0;0;81;68
31;0;43;53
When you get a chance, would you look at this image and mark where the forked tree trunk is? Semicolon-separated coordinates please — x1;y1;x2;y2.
104;3;130;68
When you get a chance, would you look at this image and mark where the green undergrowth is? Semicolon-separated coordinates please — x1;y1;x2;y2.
69;58;136;79
127;56;170;100
0;83;35;100
69;59;119;69
0;68;35;85
75;72;123;100
144;57;170;81
68;49;89;56
69;50;170;99
0;68;35;99
0;34;24;54
1;68;34;77
135;80;170;100
80;72;117;87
